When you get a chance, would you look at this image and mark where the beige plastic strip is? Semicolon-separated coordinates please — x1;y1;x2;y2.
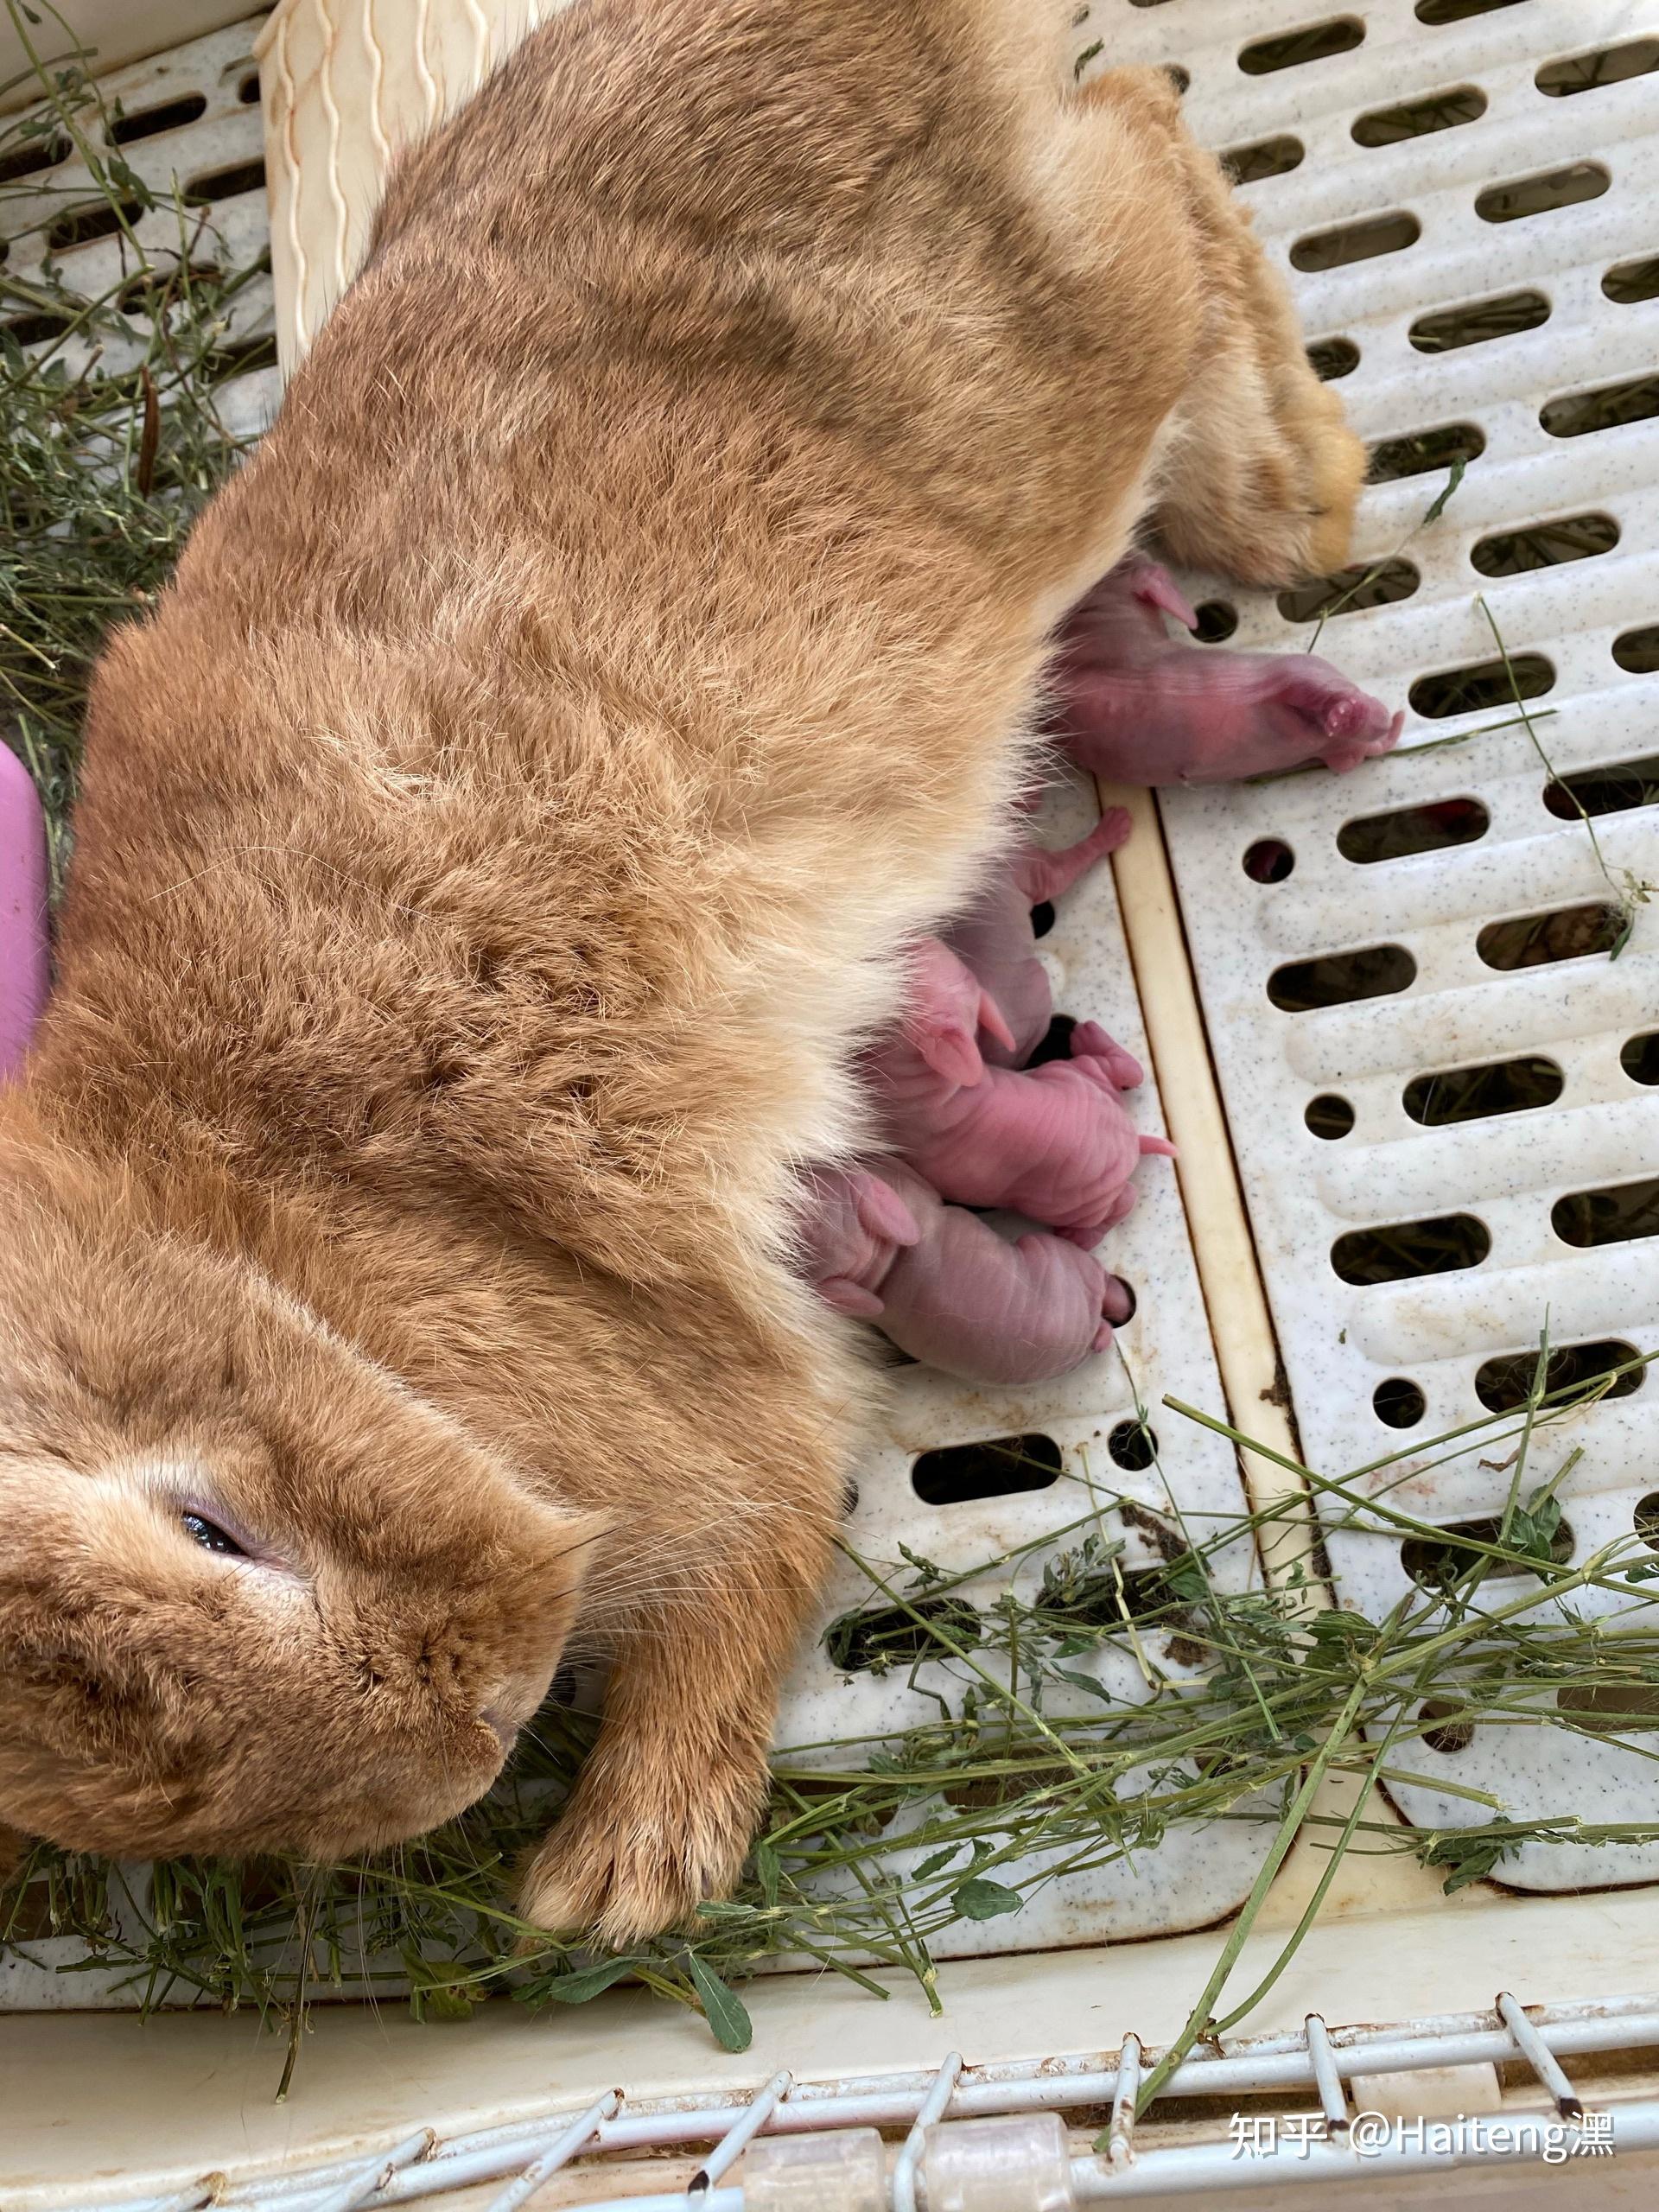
1106;783;1443;1923
1104;785;1312;1587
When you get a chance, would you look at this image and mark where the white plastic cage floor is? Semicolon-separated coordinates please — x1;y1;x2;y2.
1127;0;1659;1888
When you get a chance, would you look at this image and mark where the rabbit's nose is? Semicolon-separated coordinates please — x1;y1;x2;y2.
481;1705;519;1752
479;1669;547;1749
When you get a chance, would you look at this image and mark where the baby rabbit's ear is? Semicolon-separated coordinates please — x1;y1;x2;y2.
818;1276;887;1318
902;939;1005;1089
913;1015;982;1090
911;985;1014;1088
851;1171;920;1251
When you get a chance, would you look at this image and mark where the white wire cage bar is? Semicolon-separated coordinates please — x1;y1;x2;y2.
68;1992;1659;2212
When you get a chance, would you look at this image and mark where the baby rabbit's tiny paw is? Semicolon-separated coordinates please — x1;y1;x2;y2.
1068;1020;1143;1090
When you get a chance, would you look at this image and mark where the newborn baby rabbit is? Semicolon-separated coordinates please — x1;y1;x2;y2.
948;810;1133;1067
865;937;1174;1242
1052;556;1402;782
801;821;1147;1381
802;554;1400;1380
799;1160;1134;1382
0;0;1368;1943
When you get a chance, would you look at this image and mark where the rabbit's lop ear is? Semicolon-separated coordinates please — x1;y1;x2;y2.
0;1144;601;1862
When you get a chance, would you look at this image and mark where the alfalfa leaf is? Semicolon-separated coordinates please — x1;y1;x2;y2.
950;1877;1024;1922
1051;1665;1114;1701
753;1839;780;1909
688;1952;753;2053
540;1957;639;2005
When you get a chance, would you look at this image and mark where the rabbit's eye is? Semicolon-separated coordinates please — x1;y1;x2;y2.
180;1509;246;1558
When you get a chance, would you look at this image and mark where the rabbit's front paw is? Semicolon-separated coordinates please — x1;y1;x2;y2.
518;1747;764;1947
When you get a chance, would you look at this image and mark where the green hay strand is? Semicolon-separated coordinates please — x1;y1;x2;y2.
0;7;270;884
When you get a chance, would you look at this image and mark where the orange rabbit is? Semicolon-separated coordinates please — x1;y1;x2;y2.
0;0;1363;1942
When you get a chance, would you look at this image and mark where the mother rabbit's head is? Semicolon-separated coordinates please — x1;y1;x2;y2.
0;1132;599;1860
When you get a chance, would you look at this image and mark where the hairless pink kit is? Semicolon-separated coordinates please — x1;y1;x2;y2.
799;555;1401;1381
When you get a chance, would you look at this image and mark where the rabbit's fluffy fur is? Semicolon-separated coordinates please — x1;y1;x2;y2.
0;0;1363;1941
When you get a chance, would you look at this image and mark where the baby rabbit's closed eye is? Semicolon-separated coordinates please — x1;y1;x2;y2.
0;1131;601;1861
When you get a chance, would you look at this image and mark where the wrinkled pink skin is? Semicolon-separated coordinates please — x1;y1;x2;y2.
801;554;1395;1374
0;745;49;1080
1051;556;1403;783
948;809;1132;1067
865;940;1176;1243
798;1159;1135;1383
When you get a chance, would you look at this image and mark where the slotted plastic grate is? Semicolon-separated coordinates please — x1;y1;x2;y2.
0;15;277;436
1123;0;1659;1888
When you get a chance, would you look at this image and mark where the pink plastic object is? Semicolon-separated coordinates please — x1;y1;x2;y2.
0;744;49;1078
